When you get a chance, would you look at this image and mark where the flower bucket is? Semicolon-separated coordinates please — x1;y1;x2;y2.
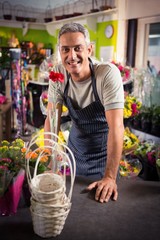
0;169;25;216
139;158;159;181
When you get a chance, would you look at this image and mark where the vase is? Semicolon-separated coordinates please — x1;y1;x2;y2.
0;169;25;216
140;159;159;181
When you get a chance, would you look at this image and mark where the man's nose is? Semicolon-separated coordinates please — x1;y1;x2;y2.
68;48;76;59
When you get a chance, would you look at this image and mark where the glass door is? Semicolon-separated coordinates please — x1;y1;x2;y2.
147;22;160;76
136;15;160;69
135;16;160;106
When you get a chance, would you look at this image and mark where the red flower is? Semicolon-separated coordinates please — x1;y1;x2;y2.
49;71;64;83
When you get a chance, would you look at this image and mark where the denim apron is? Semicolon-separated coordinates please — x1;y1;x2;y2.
64;60;108;177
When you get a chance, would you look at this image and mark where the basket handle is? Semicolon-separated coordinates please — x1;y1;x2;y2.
26;131;76;201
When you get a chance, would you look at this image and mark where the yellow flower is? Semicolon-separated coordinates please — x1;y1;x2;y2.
124;95;142;118
62;105;68;112
123;127;139;151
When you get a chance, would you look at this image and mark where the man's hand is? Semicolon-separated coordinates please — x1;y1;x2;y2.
87;178;118;203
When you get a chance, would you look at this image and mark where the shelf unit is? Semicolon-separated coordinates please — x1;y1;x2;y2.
46;8;118;35
0;8;118;35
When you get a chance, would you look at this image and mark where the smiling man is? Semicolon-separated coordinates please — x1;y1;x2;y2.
44;23;124;203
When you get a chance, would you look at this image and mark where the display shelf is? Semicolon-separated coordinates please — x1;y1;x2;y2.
131;128;160;143
0;8;118;35
46;8;118;35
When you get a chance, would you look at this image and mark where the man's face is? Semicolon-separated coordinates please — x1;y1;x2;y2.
59;32;92;81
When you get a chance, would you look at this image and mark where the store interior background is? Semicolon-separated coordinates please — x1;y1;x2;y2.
0;0;160;142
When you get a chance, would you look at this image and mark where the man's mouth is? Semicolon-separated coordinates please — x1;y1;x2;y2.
67;59;81;65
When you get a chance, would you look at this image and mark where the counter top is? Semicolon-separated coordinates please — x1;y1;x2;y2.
0;176;160;240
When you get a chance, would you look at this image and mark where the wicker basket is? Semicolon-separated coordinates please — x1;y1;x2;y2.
26;132;76;238
30;173;66;203
30;207;70;238
30;197;71;216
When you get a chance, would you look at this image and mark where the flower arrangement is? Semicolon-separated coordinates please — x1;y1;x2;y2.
132;140;160;180
39;68;66;122
119;158;142;178
0;139;26;181
124;94;142;118
30;129;70;175
133;140;157;166
0;139;26;215
49;70;65;104
25;147;52;175
123;127;140;155
111;61;132;83
38;54;55;82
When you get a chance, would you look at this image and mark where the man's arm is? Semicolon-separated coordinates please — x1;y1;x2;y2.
88;108;124;203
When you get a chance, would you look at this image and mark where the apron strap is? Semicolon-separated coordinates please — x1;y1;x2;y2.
89;58;101;102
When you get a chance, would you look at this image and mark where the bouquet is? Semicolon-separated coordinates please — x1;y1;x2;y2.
30;129;70;176
123;127;140;155
111;61;132;83
124;94;142;118
119;158;142;178
133;140;157;166
25;146;52;175
0;139;26;215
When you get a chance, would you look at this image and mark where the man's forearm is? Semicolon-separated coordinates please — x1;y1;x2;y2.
104;126;124;180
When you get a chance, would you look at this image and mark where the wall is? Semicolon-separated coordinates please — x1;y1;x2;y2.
0;26;56;49
126;0;160;19
1;0;159;65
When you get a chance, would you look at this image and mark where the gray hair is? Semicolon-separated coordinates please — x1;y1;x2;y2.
58;23;90;46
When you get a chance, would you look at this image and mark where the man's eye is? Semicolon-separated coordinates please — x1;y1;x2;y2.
61;48;69;53
74;46;82;51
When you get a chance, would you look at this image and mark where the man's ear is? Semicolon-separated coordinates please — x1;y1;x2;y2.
88;43;93;57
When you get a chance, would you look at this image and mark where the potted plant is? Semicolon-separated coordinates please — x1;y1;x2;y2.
133;140;159;181
140;106;153;134
0;139;26;216
151;105;160;137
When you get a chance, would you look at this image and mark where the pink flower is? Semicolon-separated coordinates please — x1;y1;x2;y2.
0;165;8;171
147;151;156;165
49;71;64;83
131;103;139;116
0;158;12;163
118;65;124;72
0;95;7;104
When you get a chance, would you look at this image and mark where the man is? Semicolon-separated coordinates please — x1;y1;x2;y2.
44;23;124;203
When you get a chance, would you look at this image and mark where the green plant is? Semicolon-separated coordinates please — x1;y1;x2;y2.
0;139;26;176
151;105;160;136
0;139;26;197
152;105;160;124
